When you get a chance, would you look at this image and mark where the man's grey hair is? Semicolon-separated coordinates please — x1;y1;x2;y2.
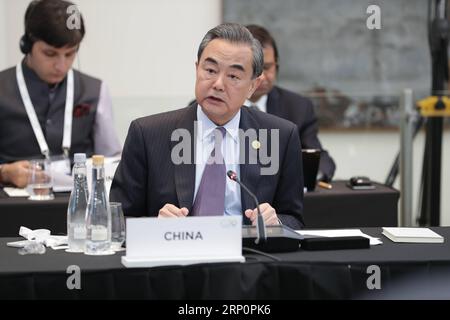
197;23;263;79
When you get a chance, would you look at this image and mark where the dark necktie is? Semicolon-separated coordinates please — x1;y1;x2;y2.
191;127;226;216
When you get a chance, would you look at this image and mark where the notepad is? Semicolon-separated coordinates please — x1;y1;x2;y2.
382;227;444;243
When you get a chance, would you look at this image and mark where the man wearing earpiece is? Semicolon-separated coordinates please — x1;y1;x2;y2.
0;0;121;188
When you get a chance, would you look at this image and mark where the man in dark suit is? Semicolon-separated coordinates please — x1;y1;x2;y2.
246;25;336;182
110;23;304;229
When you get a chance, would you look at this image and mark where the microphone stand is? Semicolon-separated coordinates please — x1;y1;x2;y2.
227;170;305;253
226;170;266;244
233;178;267;244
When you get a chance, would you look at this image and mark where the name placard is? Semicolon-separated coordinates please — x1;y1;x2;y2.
121;216;245;268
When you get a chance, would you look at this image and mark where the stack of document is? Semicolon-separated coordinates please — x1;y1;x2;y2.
296;229;382;246
382;227;444;243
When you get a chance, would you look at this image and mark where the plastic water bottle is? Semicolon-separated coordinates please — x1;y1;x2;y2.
85;155;112;255
67;153;88;253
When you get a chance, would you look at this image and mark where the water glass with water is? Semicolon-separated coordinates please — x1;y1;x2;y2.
110;202;125;251
27;159;54;201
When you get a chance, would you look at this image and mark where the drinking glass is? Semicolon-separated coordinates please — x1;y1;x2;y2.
27;159;54;201
110;202;125;251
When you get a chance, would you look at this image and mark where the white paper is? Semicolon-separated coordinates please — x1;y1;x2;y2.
3;187;30;197
50;158;73;192
52;156;120;193
52;171;73;192
51;158;71;175
3;182;70;196
295;229;382;246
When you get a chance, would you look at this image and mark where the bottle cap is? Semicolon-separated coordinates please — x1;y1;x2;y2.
92;155;104;166
73;153;86;163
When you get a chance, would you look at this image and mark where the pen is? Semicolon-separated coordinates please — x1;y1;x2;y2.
318;181;332;189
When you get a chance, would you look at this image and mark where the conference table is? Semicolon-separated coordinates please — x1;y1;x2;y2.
0;181;399;237
1;227;449;300
303;181;398;228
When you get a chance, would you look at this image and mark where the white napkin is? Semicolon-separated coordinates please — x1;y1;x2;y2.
6;226;68;249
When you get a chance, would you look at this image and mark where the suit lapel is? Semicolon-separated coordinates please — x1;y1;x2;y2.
173;104;197;211
239;107;262;212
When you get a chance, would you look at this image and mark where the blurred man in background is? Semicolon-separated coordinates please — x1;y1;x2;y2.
246;24;336;182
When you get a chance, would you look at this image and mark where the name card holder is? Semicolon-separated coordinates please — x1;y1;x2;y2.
122;216;245;268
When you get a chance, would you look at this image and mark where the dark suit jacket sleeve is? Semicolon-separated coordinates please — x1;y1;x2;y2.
110;120;148;217
298;98;336;181
273;124;305;229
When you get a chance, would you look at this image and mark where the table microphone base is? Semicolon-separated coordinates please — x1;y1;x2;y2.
242;225;302;253
242;226;371;252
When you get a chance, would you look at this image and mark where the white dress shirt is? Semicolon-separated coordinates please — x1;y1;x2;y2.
244;94;268;113
195;105;242;216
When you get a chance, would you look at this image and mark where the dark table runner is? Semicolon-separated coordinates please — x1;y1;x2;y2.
1;227;449;299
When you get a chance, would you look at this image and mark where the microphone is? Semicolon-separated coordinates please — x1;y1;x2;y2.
227;170;267;244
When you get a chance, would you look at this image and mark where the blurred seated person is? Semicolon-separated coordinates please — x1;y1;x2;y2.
0;0;121;188
245;24;336;182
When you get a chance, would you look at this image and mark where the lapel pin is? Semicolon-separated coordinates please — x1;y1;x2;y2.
251;140;261;150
